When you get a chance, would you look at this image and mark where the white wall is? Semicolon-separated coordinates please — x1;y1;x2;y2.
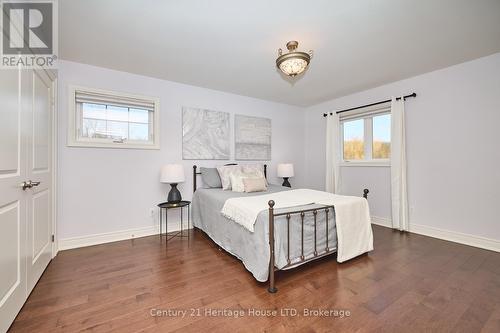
57;60;305;242
57;53;500;249
304;52;500;242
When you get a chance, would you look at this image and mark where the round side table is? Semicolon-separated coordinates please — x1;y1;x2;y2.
157;201;191;241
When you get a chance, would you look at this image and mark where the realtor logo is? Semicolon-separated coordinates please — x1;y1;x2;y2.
1;0;57;68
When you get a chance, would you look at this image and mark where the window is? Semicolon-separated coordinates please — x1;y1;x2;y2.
372;114;391;159
68;86;160;149
343;119;364;160
341;104;391;165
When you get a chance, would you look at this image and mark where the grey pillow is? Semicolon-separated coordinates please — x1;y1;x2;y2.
200;167;222;188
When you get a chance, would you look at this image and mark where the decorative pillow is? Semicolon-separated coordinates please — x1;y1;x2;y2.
217;165;241;190
229;172;246;192
241;164;265;178
230;169;263;192
200;167;222;188
243;177;267;193
241;164;267;184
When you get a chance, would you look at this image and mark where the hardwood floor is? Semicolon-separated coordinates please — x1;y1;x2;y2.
8;226;500;333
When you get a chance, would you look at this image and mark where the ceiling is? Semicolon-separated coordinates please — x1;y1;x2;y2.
59;0;500;107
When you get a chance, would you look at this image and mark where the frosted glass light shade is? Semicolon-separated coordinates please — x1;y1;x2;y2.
160;164;185;183
279;58;308;76
277;163;294;178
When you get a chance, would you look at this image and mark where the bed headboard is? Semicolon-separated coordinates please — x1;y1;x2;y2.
193;164;267;193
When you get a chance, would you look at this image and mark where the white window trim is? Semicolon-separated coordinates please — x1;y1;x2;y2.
340;160;390;167
340;104;391;167
67;85;160;149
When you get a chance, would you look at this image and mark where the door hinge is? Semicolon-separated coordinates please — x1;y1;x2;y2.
51;234;55;242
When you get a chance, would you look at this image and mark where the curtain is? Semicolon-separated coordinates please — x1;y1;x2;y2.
325;113;340;193
390;97;409;231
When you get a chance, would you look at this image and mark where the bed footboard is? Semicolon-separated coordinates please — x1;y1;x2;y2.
267;188;369;293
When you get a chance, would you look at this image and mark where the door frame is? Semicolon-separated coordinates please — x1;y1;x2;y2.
52;73;58;258
42;68;58;258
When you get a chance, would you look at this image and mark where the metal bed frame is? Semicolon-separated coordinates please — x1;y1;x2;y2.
193;164;369;293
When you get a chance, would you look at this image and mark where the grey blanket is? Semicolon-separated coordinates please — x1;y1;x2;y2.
192;184;337;282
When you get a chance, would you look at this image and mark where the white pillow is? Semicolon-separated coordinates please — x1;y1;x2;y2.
241;164;267;185
217;165;241;190
243;177;267;193
229;172;246;192
230;169;262;192
241;164;266;180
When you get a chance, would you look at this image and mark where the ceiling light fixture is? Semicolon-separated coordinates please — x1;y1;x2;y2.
276;41;313;77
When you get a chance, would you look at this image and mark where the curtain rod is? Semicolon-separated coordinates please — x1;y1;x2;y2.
323;92;417;117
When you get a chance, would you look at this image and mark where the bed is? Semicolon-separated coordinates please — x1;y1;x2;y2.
191;164;372;293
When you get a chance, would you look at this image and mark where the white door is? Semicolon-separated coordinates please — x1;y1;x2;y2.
25;70;53;293
0;68;27;333
0;68;54;332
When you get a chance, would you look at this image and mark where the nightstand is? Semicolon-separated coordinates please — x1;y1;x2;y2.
158;200;191;241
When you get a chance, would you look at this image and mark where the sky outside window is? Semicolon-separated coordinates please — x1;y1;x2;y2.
343;119;364;160
373;114;391;159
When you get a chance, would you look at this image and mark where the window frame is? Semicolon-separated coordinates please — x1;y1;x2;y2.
67;85;160;149
340;105;391;167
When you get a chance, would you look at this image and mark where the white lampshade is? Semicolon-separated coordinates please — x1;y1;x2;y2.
277;163;294;178
160;164;185;183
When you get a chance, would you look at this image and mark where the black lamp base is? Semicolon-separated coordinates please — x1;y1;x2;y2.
167;183;182;203
282;177;291;188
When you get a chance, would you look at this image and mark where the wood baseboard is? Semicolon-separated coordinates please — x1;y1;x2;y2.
58;225;191;251
59;217;500;253
58;226;158;251
371;215;500;252
410;223;500;253
371;216;392;228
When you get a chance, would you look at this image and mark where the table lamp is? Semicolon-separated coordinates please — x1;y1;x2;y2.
277;163;294;188
160;164;185;203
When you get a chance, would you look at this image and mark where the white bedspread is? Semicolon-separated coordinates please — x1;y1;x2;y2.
221;189;373;262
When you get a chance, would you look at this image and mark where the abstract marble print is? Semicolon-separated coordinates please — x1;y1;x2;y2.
235;115;271;160
182;107;230;160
